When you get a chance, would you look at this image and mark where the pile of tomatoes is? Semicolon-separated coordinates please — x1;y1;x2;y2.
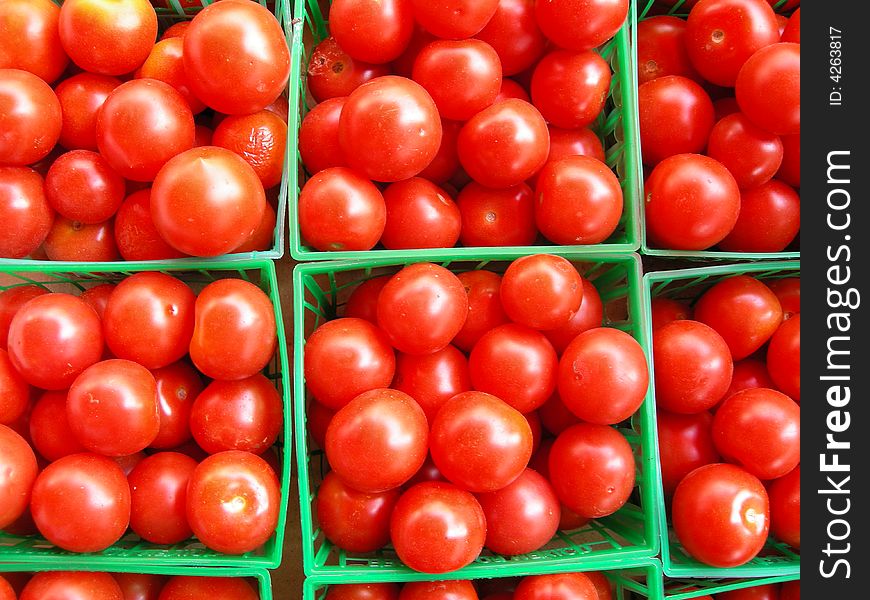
0;271;283;556
639;0;800;252
305;254;649;573
298;0;631;252
652;273;800;567
0;0;290;260
0;571;261;600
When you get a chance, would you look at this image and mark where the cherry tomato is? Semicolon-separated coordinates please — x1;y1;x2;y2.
657;409;720;496
514;573;598;600
340;76;442;183
377;263;468;355
0;576;15;600
114;189;187;261
44;150;125;224
400;581;478;600
43;217;120;262
706;112;784;189
0;424;37;529
650;297;692;330
542;126;607;175
304;317;396;410
0;69;62;166
145;361;202;451
721;358;775;405
406;453;446;488
531;50;610;129
393;344;471;423
458;99;549;188
128;451;197;544
410;0;498;39
457;182;537;247
451;270;509;352
29;390;86;461
781;7;800;43
186;450;280;554
54;73;121;151
418;119;461;184
769;464;800;548
326;584;401;600
0;349;29;425
113;573;166;600
496;78;531;103
500;254;584;331
326;388;429;493
0;167;53;259
644;154;740;250
694;275;783;360
158;577;258;600
637;16;698;84
183;0;290;114
0;0;68;83
779;583;799;600
330;0;413;64
777;133;800;188
390;481;486;573
672;463;769;568
299;97;347;174
735;43;800;135
31;452;131;552
542;278;604;354
316;470;401;553
535;0;628;52
538;393;581;437
20;572;123;600
7;293;103;390
638;76;714;165
307;400;335;450
476;0;546;76
549;423;635;518
213;110;288;189
381;178;461;249
189;278;277;381
718;180;800;252
343;276;391;323
0;285;47;350
585;572;614;600
137;37;206;114
307;37;389;103
766;313;800;401
235;197;277;254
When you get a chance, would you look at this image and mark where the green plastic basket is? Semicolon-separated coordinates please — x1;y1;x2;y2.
293;252;661;580
0;564;272;600
642;261;801;578
0;260;291;570
657;573;799;599
287;0;643;260
635;0;800;261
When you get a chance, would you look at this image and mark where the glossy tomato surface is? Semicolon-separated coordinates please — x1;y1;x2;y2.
0;0;69;83
0;68;61;166
0;424;37;529
128;451;197;544
500;254;583;331
0;167;53;259
316;470;400;553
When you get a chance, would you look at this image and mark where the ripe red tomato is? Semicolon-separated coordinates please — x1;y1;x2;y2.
392;345;471;423
113;573;166;600
585;572;614;600
0;167;53;259
307;400;335;451
0;69;62;166
307;37;389;103
713;96;740;120
128;451;197;544
780;582;800;600
0;424;37;529
0;286;47;350
305;317;395;410
137;37;206;114
451;271;509;352
736;43;800;135
650;297;692;330
0;576;15;600
476;0;546;76
114;189;187;261
0;349;29;424
330;0;413;64
411;0;499;39
54;73;121;151
685;0;779;87
186;450;280;554
381;178;461;249
721;358;775;405
637;16;698;84
159;577;258;600
542;278;604;354
548;423;635;518
43;217;120;262
29;390;86;461
706;112;784;189
718;180;800;252
538;393;581;437
638;76;715;165
149;360;203;450
413;39;502;121
213;110;288;189
694;275;783;360
377;263;468;355
781;7;800;43
340;76;442;182
20;572;123;600
44;150;125;224
326;584;401;600
767;281;799;322
542;126;606;174
390;481;486;573
644;153;740;250
31;452;131;552
316;470;401;553
400;581;478;600
769;464;800;549
190;374;283;455
514;573;598;600
183;0;290;114
457;182;537;247
531;50;610;129
343;276;390;323
0;0;68;83
299;97;347;174
458;99;549;188
672;463;769;568
653;320;733;414
766;313;800;401
500;254;584;331
189;278;277;381
535;155;623;245
418;119;461;184
7;293;103;390
776;133;800;188
535;0;628;51
657;409;719;497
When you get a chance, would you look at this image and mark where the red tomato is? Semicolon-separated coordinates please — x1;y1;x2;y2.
714;96;741;120
0;0;68;83
735;43;800;135
405;453;446;488
542;278;604;354
0;286;47;350
549;423;635;518
43;217;120;262
644;154;740;250
234;197;277;254
190;374;283;454
500;254;583;331
769;464;800;548
44;150;125;224
685;0;779;87
330;0;413;64
326;584;401;600
316;470;400;553
410;0;498;39
381;178;461;249
158;577;258;600
113;573;166;600
31;452;131;552
535;155;623;245
514;573;598;600
776;133;800;187
535;0;628;51
781;10;800;44
430;391;532;492
717;585;779;600
657;409;720;496
0;349;29;424
653;320;733;414
0;576;14;600
340;76;442;182
418;119;461;184
299;97;348;174
476;0;546;76
637;16;698;84
392;345;471;423
650;297;692;330
585;572;613;600
452;270;509;352
186;450;280;554
114;189;187;261
538;393;581;437
21;572;123;600
766;313;800;401
54;73;121;151
390;481;486;573
152;146;266;256
638;76;714;165
377;263;468;355
0;167;53;259
780;582;799;600
137;37;206;114
707;112;784;189
458;99;549;188
304;317;395;410
189;278;277;381
457;182;537;247
531;50;610;129
149;361;203;450
694;275;783;360
672;463;769;567
7;293;103;390
0;424;37;529
721;358;775;405
29;390;86;461
718;180;800;252
558;327;648;425
400;581;478;600
307;37;389;103
213;110;288;189
0;69;61;166
495;78;531;103
307;400;335;450
544;126;606;171
128;451;197;544
343;276;391;323
183;0;290;114
477;468;560;555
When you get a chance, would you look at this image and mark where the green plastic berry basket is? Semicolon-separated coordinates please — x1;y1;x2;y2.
635;0;800;261
0;259;291;570
642;261;801;577
287;0;643;260
656;572;799;599
292;251;661;580
0;563;272;599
